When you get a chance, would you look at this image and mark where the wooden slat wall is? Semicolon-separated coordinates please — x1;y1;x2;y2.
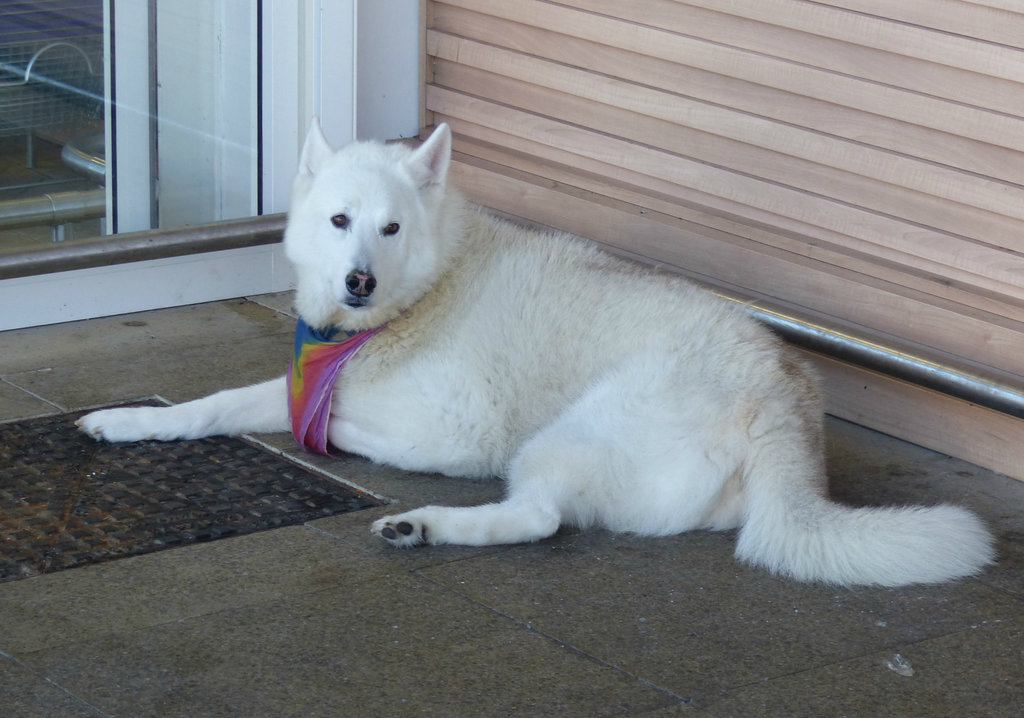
422;0;1024;478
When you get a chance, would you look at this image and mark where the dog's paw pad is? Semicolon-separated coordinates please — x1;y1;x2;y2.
381;521;415;539
371;517;427;548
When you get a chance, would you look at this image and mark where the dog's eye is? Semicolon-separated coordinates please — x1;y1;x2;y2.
330;213;349;229
382;222;400;236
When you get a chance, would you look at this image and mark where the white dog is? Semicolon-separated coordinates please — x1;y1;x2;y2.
79;122;994;586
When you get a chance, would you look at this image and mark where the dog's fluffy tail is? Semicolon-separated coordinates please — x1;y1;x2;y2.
735;432;995;586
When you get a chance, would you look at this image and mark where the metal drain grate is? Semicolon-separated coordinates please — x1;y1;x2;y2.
0;402;382;582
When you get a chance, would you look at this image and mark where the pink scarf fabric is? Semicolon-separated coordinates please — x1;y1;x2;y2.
287;317;384;455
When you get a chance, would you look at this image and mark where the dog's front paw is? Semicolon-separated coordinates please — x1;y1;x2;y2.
371;514;428;548
76;406;172;443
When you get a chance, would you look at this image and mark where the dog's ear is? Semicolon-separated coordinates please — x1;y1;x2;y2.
298;117;333;179
405;123;451;190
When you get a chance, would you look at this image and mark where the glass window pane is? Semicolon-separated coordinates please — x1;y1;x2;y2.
152;0;258;228
0;0;106;251
0;0;258;255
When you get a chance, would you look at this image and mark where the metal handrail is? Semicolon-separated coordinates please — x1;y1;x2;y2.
0;213;287;278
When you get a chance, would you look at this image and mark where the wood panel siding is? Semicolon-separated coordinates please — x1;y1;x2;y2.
422;0;1024;478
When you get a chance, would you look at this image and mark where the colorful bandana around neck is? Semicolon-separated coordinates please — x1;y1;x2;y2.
288;317;384;455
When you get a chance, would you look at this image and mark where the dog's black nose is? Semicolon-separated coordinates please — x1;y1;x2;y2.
345;270;377;297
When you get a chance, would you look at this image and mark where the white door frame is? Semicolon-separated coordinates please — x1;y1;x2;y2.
0;0;419;331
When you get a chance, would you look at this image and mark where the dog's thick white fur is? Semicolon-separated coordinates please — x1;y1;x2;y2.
79;122;994;586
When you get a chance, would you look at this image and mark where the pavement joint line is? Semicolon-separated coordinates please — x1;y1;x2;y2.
410;568;694;705
2;648;115;717
0;376;67;414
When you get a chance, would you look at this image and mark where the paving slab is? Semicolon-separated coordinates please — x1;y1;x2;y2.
0;380;58;422
0;298;293;375
0;657;105;718
0;298;295;409
416;529;1024;705
17;573;681;718
0;525;380;655
826;418;1024;599
703;615;1024;716
5;332;291;409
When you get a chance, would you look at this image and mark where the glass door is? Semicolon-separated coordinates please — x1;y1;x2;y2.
0;0;259;248
0;0;419;330
111;0;259;233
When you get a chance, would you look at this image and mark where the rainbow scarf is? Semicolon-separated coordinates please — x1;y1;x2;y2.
287;317;384;455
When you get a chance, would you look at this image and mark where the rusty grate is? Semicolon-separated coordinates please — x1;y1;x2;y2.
0;402;381;582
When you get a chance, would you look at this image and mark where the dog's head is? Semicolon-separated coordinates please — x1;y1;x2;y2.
284;121;457;330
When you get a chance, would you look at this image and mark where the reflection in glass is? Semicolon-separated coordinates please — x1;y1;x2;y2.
0;2;105;252
0;1;259;256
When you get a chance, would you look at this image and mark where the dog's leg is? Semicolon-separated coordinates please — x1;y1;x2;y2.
371;385;616;548
77;376;288;442
370;358;747;548
370;409;626;548
371;497;561;547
